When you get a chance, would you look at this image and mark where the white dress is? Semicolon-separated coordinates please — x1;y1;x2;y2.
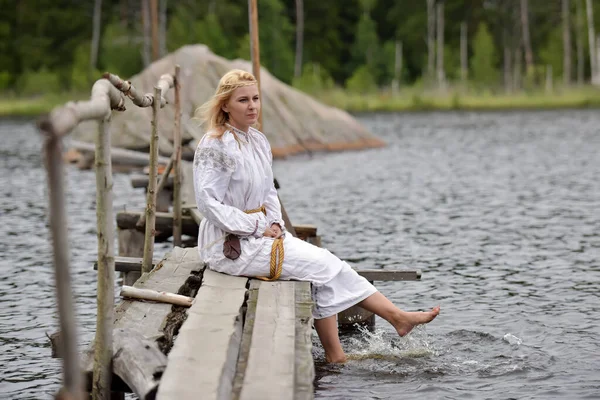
193;126;377;319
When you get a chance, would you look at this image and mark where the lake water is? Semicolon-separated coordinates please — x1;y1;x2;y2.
1;111;599;399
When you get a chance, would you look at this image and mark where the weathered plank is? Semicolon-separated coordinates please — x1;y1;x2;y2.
231;281;260;400
294;282;314;400
355;269;421;281
157;269;248;400
98;256;422;283
116;211;199;236
239;281;296;400
111;328;167;400
83;247;204;397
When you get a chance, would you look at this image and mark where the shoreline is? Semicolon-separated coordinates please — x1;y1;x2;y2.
3;88;600;118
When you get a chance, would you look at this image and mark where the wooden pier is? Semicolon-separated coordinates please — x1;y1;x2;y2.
39;4;421;397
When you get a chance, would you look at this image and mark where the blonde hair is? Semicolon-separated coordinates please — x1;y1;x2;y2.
196;69;259;138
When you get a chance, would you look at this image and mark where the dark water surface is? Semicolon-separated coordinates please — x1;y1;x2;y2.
1;111;599;399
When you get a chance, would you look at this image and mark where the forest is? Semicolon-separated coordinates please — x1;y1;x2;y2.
2;0;600;112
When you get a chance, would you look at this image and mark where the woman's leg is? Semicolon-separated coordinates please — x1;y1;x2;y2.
314;315;347;363
358;292;440;336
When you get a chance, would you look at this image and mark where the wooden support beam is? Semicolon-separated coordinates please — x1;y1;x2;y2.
95;256;422;282
116;211;198;237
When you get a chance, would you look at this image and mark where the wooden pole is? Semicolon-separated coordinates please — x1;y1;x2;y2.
92;115;116;400
142;86;161;273
248;0;262;128
121;286;193;307
136;157;173;228
172;65;183;247
43;136;85;400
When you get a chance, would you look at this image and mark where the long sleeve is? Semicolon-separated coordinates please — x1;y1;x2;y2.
193;145;266;237
259;133;285;230
264;183;284;230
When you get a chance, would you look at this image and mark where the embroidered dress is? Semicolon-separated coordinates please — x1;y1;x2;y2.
193;126;377;319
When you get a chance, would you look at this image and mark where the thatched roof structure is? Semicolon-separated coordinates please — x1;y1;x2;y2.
72;45;385;158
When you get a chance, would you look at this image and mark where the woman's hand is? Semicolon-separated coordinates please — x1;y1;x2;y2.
263;227;277;237
263;223;282;238
270;223;282;237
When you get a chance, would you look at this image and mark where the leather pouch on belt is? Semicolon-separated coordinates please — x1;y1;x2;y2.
223;233;241;260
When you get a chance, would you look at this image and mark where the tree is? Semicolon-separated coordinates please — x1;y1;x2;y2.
520;0;534;73
470;22;498;87
436;0;446;88
294;0;304;78
563;0;572;85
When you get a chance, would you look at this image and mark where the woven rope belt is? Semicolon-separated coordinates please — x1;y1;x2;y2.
245;205;284;281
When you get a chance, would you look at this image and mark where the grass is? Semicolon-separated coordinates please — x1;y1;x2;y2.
0;92;89;119
313;86;600;113
3;86;600;119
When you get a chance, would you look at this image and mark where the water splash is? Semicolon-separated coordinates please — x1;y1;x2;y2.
503;333;523;346
344;325;436;361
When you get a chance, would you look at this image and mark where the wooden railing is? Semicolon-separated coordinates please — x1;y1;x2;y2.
38;66;182;400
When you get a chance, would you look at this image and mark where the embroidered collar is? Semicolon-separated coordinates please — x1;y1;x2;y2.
226;123;250;139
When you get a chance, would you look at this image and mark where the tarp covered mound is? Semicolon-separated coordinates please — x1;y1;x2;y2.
72;44;385;158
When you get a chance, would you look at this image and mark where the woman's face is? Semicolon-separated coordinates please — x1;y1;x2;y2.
222;84;260;131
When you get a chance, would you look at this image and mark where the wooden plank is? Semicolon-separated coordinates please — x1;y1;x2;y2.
292;224;317;239
116;211;199;236
232;281;260;400
83;247;204;397
111;328;167;400
94;256;161;273
157;269;248;400
187;207;203;226
294;282;314;400
131;173;174;189
240;281;296;400
355;269;421;281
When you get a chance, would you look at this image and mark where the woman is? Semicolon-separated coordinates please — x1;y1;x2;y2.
193;69;440;363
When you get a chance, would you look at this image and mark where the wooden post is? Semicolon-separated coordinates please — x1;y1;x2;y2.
43;136;85;400
248;0;262;128
247;0;296;238
142;86;162;273
173;65;183;247
38;78;125;400
92;116;116;400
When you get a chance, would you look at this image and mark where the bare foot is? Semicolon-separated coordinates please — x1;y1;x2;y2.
325;352;348;363
392;306;440;337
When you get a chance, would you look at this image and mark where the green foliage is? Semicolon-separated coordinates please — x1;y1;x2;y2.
101;21;143;79
346;65;377;93
539;26;563;80
0;0;592;96
16;67;61;96
0;71;11;91
292;64;334;94
470;22;498;87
